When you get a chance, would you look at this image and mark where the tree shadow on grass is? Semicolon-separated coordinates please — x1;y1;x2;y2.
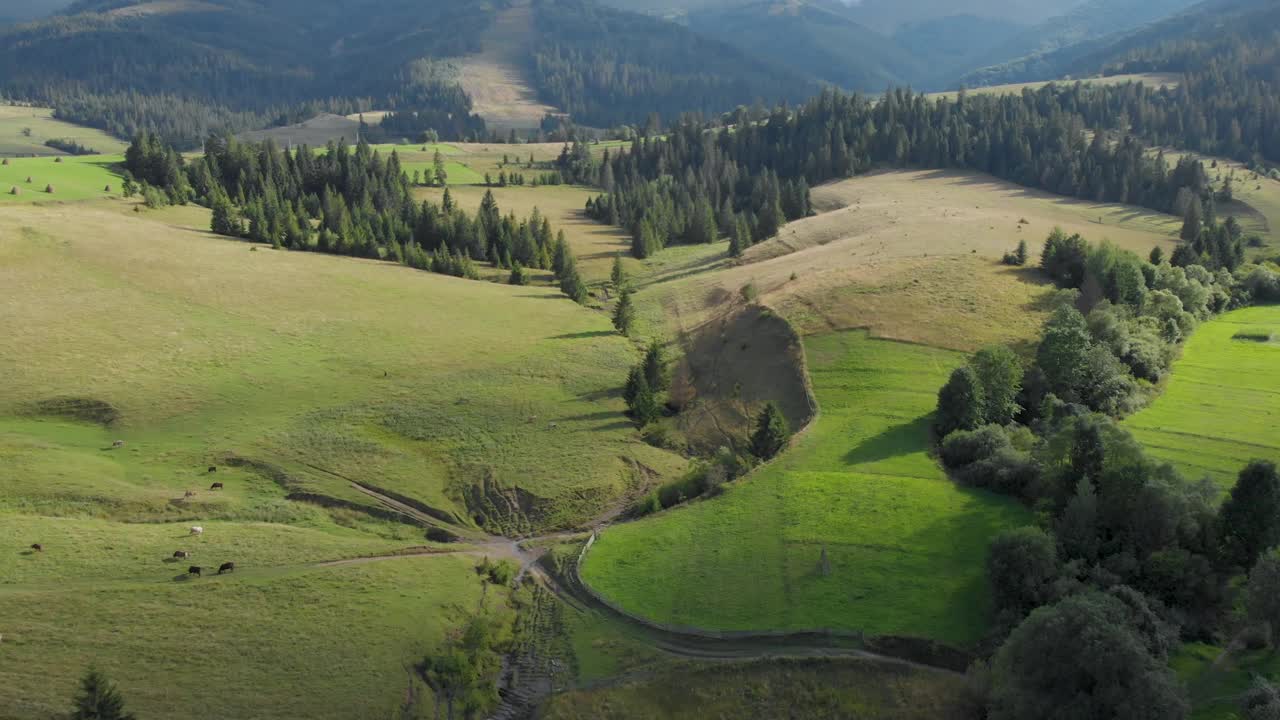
550;330;615;340
841;415;932;467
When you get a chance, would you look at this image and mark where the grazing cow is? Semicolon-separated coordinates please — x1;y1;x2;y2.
111;440;125;449
173;550;190;559
30;543;42;552
207;466;217;473
190;526;203;536
209;482;224;491
218;562;235;575
188;566;202;577
183;490;196;499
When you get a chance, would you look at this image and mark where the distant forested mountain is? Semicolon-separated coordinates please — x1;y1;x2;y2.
0;0;815;147
530;0;814;128
685;0;926;92
957;0;1206;88
835;0;1072;35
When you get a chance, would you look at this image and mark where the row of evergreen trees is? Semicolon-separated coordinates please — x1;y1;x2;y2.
568;86;1215;259
125;133;588;300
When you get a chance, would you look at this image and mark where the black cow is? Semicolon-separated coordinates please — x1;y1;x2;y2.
173;550;190;559
209;482;224;490
30;543;42;552
207;466;217;473
188;566;202;577
218;562;235;574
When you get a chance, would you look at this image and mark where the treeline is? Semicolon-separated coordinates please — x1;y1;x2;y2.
932;227;1280;717
528;0;811;129
124;133;587;300
574;87;1209;259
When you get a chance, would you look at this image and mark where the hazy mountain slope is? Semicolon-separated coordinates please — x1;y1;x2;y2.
839;0;1075;34
957;0;1204;87
685;0;926;92
890;14;1025;87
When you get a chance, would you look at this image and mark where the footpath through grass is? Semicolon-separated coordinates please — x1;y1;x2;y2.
581;331;1030;646
1125;305;1280;488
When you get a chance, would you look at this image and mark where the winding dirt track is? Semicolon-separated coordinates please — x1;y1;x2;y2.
337;483;964;676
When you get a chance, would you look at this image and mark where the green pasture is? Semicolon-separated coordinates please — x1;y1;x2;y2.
0;554;500;720
1125;305;1280;488
0;205;684;532
0;154;123;203
0;105;129;157
580;331;1031;646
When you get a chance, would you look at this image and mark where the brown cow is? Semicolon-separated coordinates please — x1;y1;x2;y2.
218;562;235;574
207;466;217;473
209;482;224;491
173;550;190;559
30;543;42;552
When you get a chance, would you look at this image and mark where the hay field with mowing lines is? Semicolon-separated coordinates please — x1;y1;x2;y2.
0;105;129;156
1124;305;1280;488
581;331;1030;646
628;169;1180;351
0;154;123;203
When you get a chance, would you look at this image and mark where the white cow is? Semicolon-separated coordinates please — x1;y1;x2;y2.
189;526;204;536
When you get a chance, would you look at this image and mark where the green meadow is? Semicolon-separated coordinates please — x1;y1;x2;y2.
1;554;500;720
0;154;123;203
1125;305;1280;488
581;331;1031;646
0;105;130;157
0;198;686;716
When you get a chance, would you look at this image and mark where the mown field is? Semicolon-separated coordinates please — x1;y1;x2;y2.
1125;304;1280;488
0;105;129;156
627;169;1181;351
0;154;122;203
581;331;1031;646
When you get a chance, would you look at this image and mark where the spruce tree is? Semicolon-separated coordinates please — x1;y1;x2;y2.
610;253;628;291
935;365;986;436
749;402;790;460
558;252;588;304
71;668;136;720
642;339;667;391
612;288;636;336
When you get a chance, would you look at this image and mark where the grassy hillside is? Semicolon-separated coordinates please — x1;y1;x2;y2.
1124;305;1280;488
1;552;499;720
0;202;684;534
581;331;1031;646
628;169;1181;352
0;105;128;156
